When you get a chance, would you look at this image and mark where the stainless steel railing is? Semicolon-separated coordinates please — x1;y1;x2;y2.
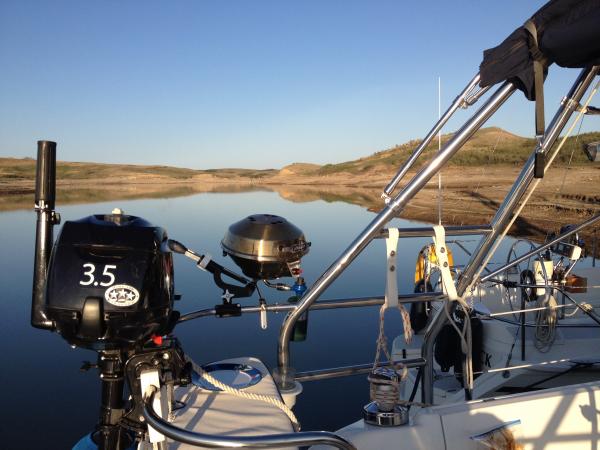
142;386;357;449
178;292;446;323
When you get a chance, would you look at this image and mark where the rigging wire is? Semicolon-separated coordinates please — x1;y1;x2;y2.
438;76;443;225
460;127;503;226
557;117;585;197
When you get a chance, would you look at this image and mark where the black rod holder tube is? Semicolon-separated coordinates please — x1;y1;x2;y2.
31;140;57;330
96;352;130;450
520;296;526;362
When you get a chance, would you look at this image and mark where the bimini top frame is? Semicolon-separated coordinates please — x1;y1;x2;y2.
276;78;517;389
276;0;600;394
276;63;600;402
277;66;600;403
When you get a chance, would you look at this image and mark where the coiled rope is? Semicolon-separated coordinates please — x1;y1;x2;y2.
187;359;301;432
534;294;558;352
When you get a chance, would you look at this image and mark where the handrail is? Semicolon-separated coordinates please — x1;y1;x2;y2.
377;225;492;239
488;282;600;326
179;292;445;323
482;315;600;329
142;386;357;449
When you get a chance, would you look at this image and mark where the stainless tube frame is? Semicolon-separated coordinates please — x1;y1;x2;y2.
421;66;600;404
383;73;485;198
456;67;599;297
142;387;357;449
277;81;516;389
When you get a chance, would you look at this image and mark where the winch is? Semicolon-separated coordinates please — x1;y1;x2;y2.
44;210;178;350
221;214;310;280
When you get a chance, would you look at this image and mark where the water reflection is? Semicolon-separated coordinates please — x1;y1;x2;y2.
1;185;596;448
4;182;594;248
2;190;432;448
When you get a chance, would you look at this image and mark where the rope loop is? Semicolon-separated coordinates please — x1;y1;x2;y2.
188;359;301;432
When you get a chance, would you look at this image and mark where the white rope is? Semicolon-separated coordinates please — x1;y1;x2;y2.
373;306;394;370
534;295;558;352
487;303;578;317
188;360;301;432
369;369;402;411
557;117;584;196
373;228;411;378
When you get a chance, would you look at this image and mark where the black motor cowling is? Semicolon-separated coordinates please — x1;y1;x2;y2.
44;211;177;350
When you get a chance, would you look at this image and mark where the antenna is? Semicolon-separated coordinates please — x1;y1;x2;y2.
437;77;443;225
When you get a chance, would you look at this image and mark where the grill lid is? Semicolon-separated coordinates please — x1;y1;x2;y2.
221;214;310;279
221;214;309;262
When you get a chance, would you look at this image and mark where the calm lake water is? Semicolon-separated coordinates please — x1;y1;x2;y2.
0;189;559;449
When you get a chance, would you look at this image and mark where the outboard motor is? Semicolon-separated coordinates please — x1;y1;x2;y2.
43;209;183;449
31;145;188;449
45;210;177;350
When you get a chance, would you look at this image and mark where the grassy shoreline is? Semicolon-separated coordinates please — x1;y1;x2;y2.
1;165;598;251
2;127;598;248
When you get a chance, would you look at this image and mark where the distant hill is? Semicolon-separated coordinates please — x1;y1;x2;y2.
0;158;277;184
1;127;598;184
309;127;600;176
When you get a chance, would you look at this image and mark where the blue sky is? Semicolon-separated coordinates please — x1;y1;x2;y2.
0;1;596;169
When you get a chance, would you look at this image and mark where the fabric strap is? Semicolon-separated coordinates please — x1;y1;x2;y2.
432;225;458;301
375;228;412;357
524;20;546;140
524;19;547;178
385;228;399;308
